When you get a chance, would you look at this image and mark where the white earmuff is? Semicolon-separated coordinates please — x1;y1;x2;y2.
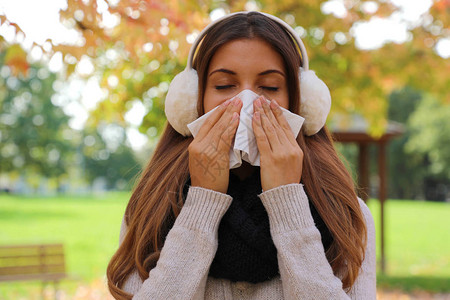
164;11;331;137
164;69;199;137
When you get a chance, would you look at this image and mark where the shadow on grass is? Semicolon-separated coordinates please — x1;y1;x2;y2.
377;273;450;293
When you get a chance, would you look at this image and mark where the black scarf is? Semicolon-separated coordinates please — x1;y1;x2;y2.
179;167;333;283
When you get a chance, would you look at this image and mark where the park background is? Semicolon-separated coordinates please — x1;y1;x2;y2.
0;0;449;299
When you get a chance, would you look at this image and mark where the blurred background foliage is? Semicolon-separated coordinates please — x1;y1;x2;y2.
0;50;141;193
1;0;449;199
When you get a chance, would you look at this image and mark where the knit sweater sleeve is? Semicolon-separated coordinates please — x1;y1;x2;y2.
119;186;232;300
258;183;376;300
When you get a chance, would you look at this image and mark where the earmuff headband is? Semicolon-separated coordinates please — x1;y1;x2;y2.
186;11;309;71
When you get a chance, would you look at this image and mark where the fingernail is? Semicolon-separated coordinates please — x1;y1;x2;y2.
233;97;240;106
273;100;279;107
254;111;260;121
232;112;239;120
255;98;262;107
223;99;231;107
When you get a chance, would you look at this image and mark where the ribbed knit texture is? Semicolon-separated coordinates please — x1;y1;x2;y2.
176;185;232;234
258;183;314;232
118;183;377;300
206;169;279;283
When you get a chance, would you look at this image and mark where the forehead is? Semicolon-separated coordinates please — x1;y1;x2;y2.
208;38;285;73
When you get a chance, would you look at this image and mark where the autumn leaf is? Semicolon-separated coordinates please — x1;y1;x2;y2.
4;44;29;77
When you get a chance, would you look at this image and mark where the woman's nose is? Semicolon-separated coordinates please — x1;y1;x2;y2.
240;85;259;96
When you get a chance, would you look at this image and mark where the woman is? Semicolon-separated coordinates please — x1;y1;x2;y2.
107;11;376;299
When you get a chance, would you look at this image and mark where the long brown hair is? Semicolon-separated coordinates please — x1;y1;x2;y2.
107;12;367;299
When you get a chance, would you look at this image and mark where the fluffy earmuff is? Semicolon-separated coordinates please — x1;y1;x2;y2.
299;67;332;136
163;11;332;137
164;69;199;137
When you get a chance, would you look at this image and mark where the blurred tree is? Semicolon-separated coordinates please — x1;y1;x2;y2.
362;86;450;200
1;0;448;137
337;86;450;201
79;122;141;190
0;49;76;191
405;94;450;201
0;41;142;192
386;86;426;199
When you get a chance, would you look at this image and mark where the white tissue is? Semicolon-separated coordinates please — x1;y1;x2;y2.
187;89;305;169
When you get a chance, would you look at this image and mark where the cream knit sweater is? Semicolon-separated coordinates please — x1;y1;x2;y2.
118;183;376;299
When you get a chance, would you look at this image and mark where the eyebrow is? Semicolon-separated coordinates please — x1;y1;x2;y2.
209;68;236;76
258;69;285;77
208;68;285;77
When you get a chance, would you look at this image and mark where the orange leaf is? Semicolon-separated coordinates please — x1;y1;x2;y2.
4;44;29;77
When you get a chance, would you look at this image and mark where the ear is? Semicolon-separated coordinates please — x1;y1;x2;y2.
164;69;199;136
298;67;332;136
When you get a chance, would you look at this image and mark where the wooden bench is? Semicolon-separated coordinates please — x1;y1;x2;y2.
0;243;66;299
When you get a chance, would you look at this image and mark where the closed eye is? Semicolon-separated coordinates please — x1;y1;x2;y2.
261;86;279;92
215;85;235;90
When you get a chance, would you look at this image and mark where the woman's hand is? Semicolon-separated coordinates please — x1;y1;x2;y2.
188;97;242;194
252;96;303;192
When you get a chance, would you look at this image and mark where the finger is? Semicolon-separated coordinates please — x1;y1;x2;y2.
270;100;298;147
210;97;242;146
261;97;291;147
217;111;239;154
199;104;239;174
261;97;278;127
255;98;280;150
196;98;233;141
252;110;272;155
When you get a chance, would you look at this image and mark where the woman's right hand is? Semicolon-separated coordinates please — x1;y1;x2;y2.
188;97;242;194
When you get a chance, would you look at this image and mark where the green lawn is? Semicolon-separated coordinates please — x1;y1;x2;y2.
0;192;130;299
366;198;450;292
0;193;449;298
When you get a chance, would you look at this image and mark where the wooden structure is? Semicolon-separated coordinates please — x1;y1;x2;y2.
0;243;66;299
330;115;404;273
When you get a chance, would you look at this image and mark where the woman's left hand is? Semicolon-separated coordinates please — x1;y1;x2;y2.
252;96;303;192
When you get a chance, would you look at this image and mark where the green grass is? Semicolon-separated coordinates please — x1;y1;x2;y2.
0;192;130;299
366;198;450;292
0;193;449;298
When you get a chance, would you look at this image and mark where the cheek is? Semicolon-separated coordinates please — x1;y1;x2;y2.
273;91;289;110
281;94;289;110
203;88;223;113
